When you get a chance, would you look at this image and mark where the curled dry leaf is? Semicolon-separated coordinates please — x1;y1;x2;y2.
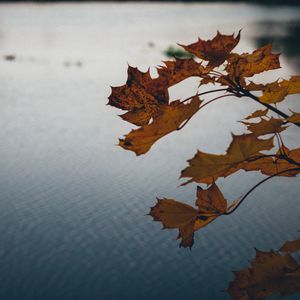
227;249;300;300
149;183;237;248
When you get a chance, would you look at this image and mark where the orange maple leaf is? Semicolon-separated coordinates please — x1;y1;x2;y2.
179;31;241;67
181;134;274;185
280;238;300;254
119;96;201;155
241;117;287;136
226;44;280;80
227;249;300;300
149;183;237;248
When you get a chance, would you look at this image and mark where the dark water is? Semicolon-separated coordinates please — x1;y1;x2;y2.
0;3;300;300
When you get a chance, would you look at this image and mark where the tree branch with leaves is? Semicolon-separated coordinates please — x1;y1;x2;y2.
108;31;300;248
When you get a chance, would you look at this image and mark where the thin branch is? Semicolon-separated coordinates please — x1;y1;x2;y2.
277;132;285;149
199;93;236;110
207;71;223;78
275;133;282;151
180;88;229;104
281;154;300;168
245;154;280;163
224;167;300;215
177;94;236;131
240;89;300;128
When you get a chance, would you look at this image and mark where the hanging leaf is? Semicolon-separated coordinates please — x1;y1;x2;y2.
149;183;237;248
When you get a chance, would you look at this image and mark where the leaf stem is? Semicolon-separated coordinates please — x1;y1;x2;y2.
180;88;229;104
225;167;300;215
177;94;236;130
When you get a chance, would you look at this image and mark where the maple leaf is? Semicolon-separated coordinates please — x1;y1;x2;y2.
109;59;205;119
149;183;236;248
181;134;274;185
244;109;268;120
227;249;300;300
247;76;300;104
156;58;206;87
120;108;153;127
119;96;201;155
242;117;287;136
149;198;199;248
243;146;300;177
280;238;300;254
226;44;280;80
179;31;241;67
108;58;207;152
108;66;163;113
287;111;300;123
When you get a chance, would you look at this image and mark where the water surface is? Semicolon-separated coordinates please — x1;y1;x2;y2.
0;3;300;300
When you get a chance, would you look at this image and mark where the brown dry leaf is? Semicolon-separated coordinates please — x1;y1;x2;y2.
156;58;206;87
282;75;300;94
180;134;274;185
245;81;267;91
109;59;205;116
194;183;235;232
244;109;268;120
259;76;300;104
227;249;300;300
120;108;153;126
259;81;288;104
244;146;300;177
287;111;300;123
149;198;199;248
242;117;286;136
119;96;201;155
179;31;241;67
226;44;280;79
280;238;300;254
108;66;163;112
149;183;236;248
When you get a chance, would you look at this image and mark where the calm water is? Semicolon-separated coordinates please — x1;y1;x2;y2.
0;2;300;300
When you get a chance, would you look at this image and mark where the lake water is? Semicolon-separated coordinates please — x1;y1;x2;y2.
0;2;300;300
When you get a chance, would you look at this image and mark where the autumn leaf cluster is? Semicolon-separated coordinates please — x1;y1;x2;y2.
228;236;300;300
108;31;300;248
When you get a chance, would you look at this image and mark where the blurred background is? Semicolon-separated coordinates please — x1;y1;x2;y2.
0;1;300;300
